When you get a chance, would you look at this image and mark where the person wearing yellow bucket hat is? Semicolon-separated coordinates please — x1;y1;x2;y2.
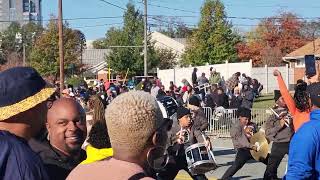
0;67;55;180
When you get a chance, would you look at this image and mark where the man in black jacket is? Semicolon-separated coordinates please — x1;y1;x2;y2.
30;98;87;180
188;96;209;132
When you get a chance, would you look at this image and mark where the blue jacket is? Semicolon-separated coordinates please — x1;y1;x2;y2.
0;131;49;180
285;109;320;180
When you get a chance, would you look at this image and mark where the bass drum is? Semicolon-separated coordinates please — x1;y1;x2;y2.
157;96;178;120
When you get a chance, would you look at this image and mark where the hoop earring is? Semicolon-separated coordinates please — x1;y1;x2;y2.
146;146;169;170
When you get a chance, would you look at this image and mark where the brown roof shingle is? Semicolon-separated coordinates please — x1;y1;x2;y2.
285;38;320;58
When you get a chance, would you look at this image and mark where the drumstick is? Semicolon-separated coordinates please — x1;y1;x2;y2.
201;132;217;163
269;108;289;127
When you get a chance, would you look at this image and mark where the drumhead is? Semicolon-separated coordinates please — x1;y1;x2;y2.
188;160;217;175
157;96;178;118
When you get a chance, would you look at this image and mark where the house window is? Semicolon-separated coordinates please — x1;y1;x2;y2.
9;0;15;8
30;14;36;21
30;0;35;13
9;9;16;21
296;59;305;67
23;0;29;12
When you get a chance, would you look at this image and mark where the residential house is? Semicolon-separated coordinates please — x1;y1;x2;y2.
150;31;186;63
282;38;320;82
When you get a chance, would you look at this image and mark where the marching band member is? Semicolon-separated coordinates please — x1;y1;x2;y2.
221;107;268;179
187;96;209;132
157;106;211;180
263;90;294;180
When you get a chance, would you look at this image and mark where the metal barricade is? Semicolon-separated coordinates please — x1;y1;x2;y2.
202;107;272;138
203;107;213;131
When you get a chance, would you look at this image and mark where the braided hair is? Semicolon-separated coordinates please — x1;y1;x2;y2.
88;95;105;124
87;120;111;149
294;81;311;112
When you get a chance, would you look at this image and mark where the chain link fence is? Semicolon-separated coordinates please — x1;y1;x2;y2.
203;107;272;138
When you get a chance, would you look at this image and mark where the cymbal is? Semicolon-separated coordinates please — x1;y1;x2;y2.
250;131;269;162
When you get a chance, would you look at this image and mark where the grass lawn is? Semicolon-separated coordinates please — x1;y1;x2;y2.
253;94;275;109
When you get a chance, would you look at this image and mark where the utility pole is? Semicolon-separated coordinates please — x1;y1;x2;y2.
143;0;148;76
58;0;65;95
22;44;26;66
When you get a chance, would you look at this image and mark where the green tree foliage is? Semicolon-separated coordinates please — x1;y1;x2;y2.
92;38;107;49
66;76;86;87
29;19;86;78
0;22;43;66
181;0;240;66
95;3;158;75
156;48;177;69
0;22;21;57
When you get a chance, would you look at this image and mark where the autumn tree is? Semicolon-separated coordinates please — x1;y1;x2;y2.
29;19;86;79
301;20;320;40
181;0;240;66
237;12;308;66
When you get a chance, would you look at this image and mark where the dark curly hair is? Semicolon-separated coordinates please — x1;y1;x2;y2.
294;81;311;112
87;121;111;149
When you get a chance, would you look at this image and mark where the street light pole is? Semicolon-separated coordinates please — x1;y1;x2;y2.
58;0;65;95
143;0;148;76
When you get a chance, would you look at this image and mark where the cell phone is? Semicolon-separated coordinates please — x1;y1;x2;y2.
305;55;316;78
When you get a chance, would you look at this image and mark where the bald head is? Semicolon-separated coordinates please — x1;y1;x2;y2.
47;98;85;123
46;98;87;156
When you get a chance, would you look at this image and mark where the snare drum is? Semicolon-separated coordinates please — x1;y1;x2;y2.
185;143;217;175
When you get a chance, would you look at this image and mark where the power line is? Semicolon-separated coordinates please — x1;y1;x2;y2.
0;16;124;23
148;15;198;18
64;16;123;21
135;1;199;14
0;15;318;24
72;22;123;29
97;0;126;10
227;16;320;20
224;3;320;9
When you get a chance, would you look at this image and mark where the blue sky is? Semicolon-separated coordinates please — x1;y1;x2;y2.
42;0;320;40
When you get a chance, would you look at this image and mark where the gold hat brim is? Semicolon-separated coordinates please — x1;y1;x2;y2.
0;88;56;121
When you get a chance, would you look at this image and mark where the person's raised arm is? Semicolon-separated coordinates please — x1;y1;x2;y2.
273;69;296;115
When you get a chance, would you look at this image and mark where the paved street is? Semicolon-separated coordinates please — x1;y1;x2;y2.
176;138;287;180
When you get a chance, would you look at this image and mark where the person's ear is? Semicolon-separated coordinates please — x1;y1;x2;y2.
152;131;165;146
152;132;159;146
46;121;50;133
